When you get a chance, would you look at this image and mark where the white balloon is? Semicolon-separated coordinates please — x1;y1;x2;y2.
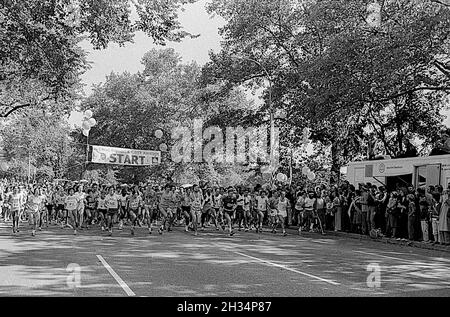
88;118;97;127
159;143;168;152
276;173;286;182
154;129;163;139
82;129;89;137
301;166;309;175
307;173;314;181
84;110;93;119
82;120;91;130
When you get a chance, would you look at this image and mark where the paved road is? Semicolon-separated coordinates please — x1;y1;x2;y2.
0;222;449;297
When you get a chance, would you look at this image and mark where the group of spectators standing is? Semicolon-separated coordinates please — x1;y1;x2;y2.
288;182;450;245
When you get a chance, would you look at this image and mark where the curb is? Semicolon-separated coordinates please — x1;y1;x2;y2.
282;226;450;253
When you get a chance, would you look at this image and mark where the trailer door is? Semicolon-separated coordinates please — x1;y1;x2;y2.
416;164;441;188
426;164;441;187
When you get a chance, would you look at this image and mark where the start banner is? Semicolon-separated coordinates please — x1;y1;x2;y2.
91;145;161;166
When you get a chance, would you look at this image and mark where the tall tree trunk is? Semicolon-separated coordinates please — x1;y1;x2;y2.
330;141;340;184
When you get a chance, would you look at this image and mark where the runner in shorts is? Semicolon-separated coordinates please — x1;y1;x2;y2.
235;187;245;231
26;187;44;237
268;191;279;233
128;186;142;236
201;187;215;231
190;184;203;236
53;187;66;227
97;191;108;231
65;187;79;235
255;190;269;233
212;188;222;229
181;187;192;232
105;186;120;236
118;188;129;230
158;184;174;235
84;189;97;230
294;190;306;234
142;185;157;234
221;187;237;236
243;189;252;232
275;190;290;236
8;186;23;234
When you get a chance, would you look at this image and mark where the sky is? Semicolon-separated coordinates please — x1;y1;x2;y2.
70;0;450;129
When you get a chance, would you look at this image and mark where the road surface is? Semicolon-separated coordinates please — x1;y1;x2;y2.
0;222;449;297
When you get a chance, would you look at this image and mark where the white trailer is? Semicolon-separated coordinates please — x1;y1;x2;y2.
346;154;450;190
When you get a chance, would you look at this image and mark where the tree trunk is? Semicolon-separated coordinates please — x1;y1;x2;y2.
330;141;340;185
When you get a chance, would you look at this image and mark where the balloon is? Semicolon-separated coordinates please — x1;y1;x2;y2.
276;173;287;182
82;129;89;137
307;173;314;181
82;120;91;130
84;110;93;119
302;166;309;175
154;129;163;139
88;118;97;127
159;143;168;152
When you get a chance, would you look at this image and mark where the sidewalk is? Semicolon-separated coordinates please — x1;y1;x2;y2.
283;225;450;253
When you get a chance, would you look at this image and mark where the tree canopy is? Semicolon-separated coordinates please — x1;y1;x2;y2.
203;0;450;182
0;0;198;117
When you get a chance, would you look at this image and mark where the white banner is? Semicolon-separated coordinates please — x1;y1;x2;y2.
91;145;161;166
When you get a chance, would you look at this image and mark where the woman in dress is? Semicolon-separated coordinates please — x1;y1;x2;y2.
438;190;450;245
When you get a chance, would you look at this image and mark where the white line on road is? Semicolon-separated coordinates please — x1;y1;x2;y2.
234;251;341;286
96;255;135;296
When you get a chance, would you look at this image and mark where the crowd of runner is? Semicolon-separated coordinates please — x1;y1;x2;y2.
0;178;449;245
0;180;295;237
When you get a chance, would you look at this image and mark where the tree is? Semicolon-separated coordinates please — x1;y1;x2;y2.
0;0;198;117
0;109;78;180
81;47;259;184
203;0;450;183
81;48;203;183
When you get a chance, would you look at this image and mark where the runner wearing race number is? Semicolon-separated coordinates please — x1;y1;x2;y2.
128;186;142;236
221;188;237;236
97;191;108;231
213;189;222;229
268;191;279;233
243;189;252;232
53;187;66;227
158;184;174;235
26;188;45;237
275;190;290;236
190;185;203;236
37;187;48;231
75;185;86;231
65;188;79;235
255;190;269;233
181;187;192;232
142;185;157;234
105;187;120;236
118;188;129;230
84;189;97;230
8;186;23;234
201;188;215;231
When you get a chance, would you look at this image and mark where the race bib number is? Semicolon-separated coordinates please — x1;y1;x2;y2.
67;200;77;210
108;199;118;209
130;200;140;209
